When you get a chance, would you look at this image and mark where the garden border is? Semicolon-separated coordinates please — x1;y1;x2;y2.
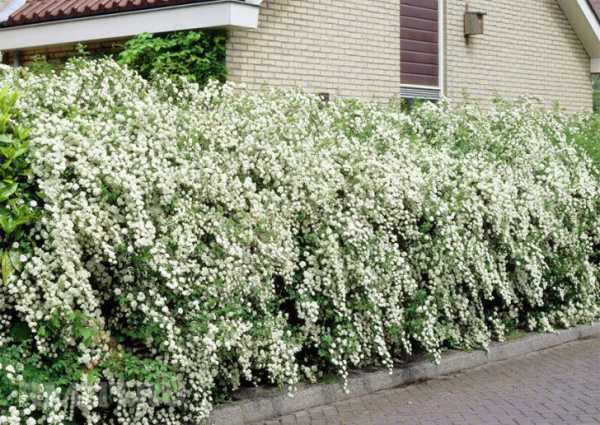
210;322;600;425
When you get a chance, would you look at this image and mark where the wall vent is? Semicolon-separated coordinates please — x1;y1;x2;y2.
400;86;440;101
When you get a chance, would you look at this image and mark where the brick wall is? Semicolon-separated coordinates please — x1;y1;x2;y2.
1;40;124;66
445;0;593;112
226;0;401;101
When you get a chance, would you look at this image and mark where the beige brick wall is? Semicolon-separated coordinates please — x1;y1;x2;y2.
445;0;593;112
226;0;401;101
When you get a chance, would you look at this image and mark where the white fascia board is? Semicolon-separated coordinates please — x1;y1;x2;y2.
557;0;600;73
0;0;259;51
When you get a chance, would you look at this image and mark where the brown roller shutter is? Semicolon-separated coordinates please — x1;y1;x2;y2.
401;0;439;87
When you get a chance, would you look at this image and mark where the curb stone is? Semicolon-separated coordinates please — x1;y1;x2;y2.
209;322;600;425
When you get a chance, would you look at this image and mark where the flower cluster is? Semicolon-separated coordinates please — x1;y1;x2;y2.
0;58;598;424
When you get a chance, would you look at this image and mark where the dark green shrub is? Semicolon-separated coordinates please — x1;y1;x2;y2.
566;114;600;172
117;30;227;86
0;88;40;285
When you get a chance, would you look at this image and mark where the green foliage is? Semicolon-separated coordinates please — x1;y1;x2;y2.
25;55;58;75
0;324;88;418
117;30;227;86
25;44;114;76
102;350;180;402
0;88;40;285
565;113;600;172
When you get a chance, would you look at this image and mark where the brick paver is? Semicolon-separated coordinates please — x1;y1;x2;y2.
254;337;600;425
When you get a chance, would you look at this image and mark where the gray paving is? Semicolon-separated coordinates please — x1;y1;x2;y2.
253;337;600;425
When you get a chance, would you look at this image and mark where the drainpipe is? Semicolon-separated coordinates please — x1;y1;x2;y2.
11;50;20;67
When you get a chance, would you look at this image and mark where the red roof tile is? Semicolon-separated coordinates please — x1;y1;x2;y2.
4;0;215;26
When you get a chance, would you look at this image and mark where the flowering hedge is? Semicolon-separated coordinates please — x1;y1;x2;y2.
0;59;598;425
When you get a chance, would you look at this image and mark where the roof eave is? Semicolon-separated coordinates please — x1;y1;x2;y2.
0;0;260;51
558;0;600;73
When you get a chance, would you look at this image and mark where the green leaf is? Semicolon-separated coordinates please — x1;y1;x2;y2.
0;134;14;144
0;213;16;235
12;146;28;160
0;182;18;202
0;145;15;159
78;327;97;346
13;127;29;142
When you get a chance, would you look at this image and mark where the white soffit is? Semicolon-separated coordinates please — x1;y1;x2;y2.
557;0;600;73
0;0;260;51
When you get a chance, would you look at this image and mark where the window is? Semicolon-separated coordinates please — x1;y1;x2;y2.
400;0;443;100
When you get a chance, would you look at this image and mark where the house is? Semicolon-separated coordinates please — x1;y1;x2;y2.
0;0;600;112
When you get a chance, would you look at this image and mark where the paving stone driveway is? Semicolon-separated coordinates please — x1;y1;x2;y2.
255;337;600;425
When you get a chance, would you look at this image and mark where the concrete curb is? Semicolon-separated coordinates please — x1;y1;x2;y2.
210;322;600;425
